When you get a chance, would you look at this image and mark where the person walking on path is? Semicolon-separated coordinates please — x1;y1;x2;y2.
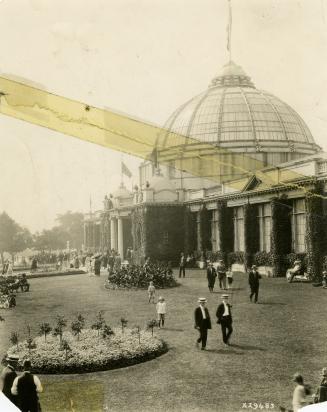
194;297;211;350
216;260;227;290
156;296;166;328
207;263;217;292
226;270;233;289
148;281;156;303
179;252;186;278
0;355;19;407
248;265;261;303
216;294;233;345
94;255;101;276
11;359;43;412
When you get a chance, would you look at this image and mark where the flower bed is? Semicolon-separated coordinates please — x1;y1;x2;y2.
107;262;178;289
6;328;167;374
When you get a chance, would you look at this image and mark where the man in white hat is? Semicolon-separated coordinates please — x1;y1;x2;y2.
0;354;19;406
216;294;233;345
194;298;212;350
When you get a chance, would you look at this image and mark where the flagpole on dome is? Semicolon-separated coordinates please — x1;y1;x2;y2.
227;0;232;63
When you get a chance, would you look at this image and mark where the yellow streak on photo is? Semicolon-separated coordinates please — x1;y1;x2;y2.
0;76;310;192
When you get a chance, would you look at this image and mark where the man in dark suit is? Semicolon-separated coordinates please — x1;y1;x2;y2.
0;354;19;406
207;263;217;292
248;264;262;303
179;252;186;278
194;297;211;350
216;294;233;345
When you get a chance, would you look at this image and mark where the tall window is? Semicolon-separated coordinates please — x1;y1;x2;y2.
258;203;272;252
211;210;220;251
292;199;306;253
234;206;245;251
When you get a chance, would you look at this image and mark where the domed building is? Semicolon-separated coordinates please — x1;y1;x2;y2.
84;61;327;279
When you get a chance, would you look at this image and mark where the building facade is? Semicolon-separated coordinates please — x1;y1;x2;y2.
84;62;327;278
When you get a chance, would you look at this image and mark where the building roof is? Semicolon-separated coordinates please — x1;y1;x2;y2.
158;61;320;159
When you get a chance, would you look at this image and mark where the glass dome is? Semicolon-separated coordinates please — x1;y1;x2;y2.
158;62;320;167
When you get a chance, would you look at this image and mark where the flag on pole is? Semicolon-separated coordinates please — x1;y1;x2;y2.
121;161;132;178
226;0;232;54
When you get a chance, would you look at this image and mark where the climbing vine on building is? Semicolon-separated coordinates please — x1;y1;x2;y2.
305;182;325;281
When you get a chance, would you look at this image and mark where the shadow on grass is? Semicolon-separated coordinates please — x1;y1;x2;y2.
212;288;244;293
205;348;244;355
229;343;266;351
257;302;286;306
162;327;184;332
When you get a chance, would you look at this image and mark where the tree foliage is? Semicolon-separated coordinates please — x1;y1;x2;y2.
0;212;33;259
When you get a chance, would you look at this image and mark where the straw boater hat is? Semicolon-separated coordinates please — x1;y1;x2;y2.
198;297;207;303
221;294;229;299
251;265;257;269
294;260;301;264
6;354;19;362
158;296;164;301
321;368;327;377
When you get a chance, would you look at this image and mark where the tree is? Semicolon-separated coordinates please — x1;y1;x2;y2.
33;227;67;251
61;339;71;360
91;311;105;337
26;324;36;354
39;322;52;342
101;325;114;339
55;211;84;249
120;317;128;334
71;314;85;340
53;315;67;345
132;325;141;345
10;331;19;348
0;212;33;263
147;319;157;337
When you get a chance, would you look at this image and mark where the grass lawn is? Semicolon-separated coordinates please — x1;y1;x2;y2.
0;269;326;412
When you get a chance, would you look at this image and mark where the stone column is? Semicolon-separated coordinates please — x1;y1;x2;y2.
118;217;124;259
196;211;201;251
110;218;117;252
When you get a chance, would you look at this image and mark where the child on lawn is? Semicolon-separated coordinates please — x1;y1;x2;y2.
156;296;166;328
148;281;156;303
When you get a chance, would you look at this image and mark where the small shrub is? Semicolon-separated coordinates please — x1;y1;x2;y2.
10;331;19;348
91;311;105;337
39;323;52;343
101;325;114;339
53;315;67;345
120;318;128;334
147;319;157;337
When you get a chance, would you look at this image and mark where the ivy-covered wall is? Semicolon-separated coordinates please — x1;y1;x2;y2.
270;197;292;276
131;206;146;265
244;203;259;269
200;206;212;252
184;208;197;255
305;182;325;281
143;205;185;264
217;201;234;264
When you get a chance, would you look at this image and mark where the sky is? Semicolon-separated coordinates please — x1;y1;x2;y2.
0;0;327;233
